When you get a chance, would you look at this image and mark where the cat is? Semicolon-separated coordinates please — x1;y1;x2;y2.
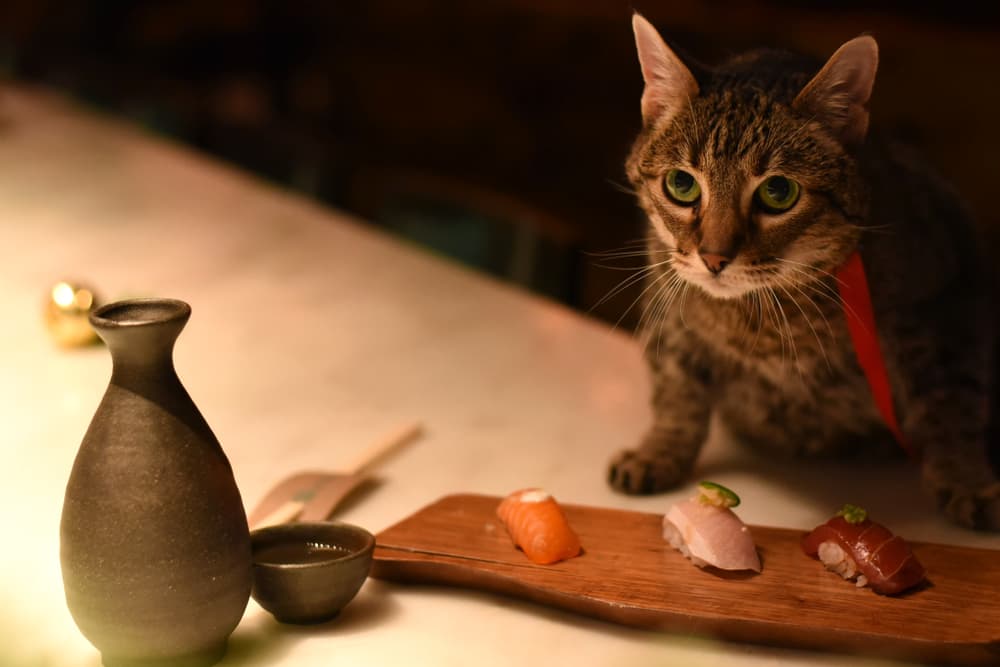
607;13;1000;530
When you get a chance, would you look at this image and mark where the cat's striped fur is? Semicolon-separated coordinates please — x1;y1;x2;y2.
608;14;1000;529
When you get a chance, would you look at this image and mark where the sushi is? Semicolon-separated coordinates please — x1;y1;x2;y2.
496;488;582;565
662;481;761;572
801;504;926;595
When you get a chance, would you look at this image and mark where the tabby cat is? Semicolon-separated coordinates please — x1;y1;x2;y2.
607;14;1000;530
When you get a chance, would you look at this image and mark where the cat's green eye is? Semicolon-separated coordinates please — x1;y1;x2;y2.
664;169;701;205
756;176;800;213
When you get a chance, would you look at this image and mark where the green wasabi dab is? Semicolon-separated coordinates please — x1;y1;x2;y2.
697;481;741;508
837;503;869;524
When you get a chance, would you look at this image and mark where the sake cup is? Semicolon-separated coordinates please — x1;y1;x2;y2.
250;522;374;624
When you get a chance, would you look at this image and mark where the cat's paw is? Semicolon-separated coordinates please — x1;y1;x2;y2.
607;449;688;495
931;480;1000;531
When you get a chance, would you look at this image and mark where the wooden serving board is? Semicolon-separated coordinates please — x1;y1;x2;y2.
371;494;1000;666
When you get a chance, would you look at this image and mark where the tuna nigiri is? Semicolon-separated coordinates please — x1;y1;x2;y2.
801;504;925;595
662;481;761;572
496;488;582;565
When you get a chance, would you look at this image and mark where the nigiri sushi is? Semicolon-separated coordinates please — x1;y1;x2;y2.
496;488;582;565
662;481;761;572
801;504;925;595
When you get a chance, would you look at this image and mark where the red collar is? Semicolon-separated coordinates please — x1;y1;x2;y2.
835;251;915;458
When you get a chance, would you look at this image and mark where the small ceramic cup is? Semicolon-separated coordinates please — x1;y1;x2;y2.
250;522;375;624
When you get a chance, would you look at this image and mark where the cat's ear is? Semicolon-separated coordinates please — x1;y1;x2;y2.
793;36;878;146
632;13;699;125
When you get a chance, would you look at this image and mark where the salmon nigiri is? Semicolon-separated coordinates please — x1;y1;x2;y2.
662;481;761;572
496;488;582;565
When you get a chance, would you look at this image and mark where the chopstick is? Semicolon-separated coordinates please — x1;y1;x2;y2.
341;420;423;477
252;421;423;528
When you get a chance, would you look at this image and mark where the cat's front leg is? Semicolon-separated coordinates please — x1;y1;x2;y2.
891;319;1000;529
922;449;1000;530
906;392;1000;530
608;341;712;494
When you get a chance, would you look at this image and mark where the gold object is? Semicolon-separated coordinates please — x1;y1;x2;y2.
45;281;100;347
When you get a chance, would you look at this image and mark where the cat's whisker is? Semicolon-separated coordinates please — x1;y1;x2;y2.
650;275;686;359
637;271;684;358
776;272;836;340
734;291;751;333
764;292;791;367
586;248;656;264
750;289;767;353
792;279;836;338
639;273;680;327
773;262;859;326
587;239;652;255
589;245;653;255
589;271;653;313
588;248;661;269
774;281;832;371
637;271;681;336
847;223;894;235
756;286;784;356
761;288;788;362
587;237;656;255
606;178;639;197
651;273;684;323
770;265;870;346
736;291;760;353
739;289;761;345
774;257;846;288
633;266;688;337
589;259;671;312
794;283;842;315
778;263;873;330
773;261;845;305
587;250;652;260
678;281;693;330
766;286;804;378
588;250;656;265
593;262;659;271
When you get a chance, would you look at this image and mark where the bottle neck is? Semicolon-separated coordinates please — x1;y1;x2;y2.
96;318;188;405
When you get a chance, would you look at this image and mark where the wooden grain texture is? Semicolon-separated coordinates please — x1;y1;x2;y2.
371;494;1000;666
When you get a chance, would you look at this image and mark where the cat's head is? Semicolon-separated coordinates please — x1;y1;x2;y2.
626;14;878;299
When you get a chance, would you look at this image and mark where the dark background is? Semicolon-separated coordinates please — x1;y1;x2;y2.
2;1;998;328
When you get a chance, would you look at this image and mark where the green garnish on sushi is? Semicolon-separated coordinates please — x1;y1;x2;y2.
837;503;868;524
697;481;741;508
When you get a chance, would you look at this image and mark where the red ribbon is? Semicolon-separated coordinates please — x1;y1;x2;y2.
835;251;915;458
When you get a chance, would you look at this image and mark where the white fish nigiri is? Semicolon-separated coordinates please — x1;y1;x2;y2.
662;482;761;572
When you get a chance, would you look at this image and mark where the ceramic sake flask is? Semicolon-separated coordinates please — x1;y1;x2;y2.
60;298;252;667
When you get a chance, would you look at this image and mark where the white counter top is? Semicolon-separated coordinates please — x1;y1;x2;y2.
0;86;995;667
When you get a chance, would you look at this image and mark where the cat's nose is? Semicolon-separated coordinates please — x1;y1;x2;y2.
700;253;731;275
